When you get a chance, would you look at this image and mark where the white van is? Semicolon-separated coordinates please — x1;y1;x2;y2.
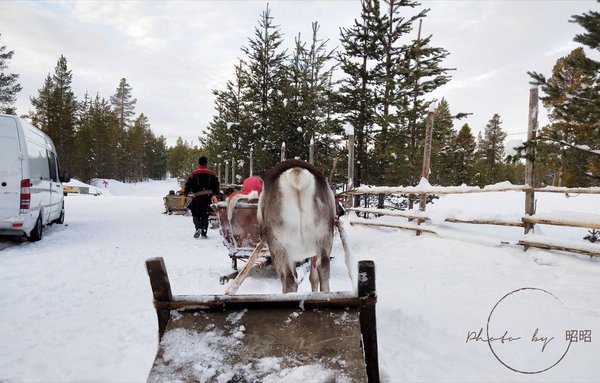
0;114;70;241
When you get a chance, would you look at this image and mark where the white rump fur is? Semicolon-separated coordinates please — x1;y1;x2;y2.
277;168;331;266
258;161;335;293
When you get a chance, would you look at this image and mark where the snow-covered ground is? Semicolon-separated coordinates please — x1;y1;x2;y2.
1;178;599;382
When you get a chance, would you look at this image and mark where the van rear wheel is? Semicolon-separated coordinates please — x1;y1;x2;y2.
28;216;43;242
53;209;65;224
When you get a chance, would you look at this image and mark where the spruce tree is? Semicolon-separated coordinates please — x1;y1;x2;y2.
0;34;22;114
337;0;381;191
372;0;427;206
454;123;476;185
127;114;149;181
476;113;507;184
400;18;452;186
430;98;457;185
202;60;253;177
110;78;137;180
30;55;78;173
240;4;288;174
110;78;137;131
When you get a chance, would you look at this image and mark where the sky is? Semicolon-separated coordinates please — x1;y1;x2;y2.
1;0;597;148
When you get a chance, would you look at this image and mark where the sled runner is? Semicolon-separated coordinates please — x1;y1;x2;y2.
145;257;379;383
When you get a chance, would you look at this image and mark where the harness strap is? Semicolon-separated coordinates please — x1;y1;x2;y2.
191;190;213;198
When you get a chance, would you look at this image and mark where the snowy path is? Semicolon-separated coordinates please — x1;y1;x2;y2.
1;179;599;382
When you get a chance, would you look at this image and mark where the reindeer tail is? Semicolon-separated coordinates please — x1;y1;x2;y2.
284;168;312;192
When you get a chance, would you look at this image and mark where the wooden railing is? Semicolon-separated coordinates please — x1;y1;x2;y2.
342;183;600;257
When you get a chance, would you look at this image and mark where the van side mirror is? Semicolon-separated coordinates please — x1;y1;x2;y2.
60;172;71;183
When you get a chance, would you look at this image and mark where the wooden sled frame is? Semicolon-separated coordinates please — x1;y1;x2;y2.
214;199;271;284
146;257;380;382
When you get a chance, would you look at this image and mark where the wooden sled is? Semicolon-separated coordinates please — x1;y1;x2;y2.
145;257;380;383
214;198;270;283
163;194;188;215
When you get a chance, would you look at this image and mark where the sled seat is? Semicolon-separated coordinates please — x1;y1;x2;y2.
215;200;268;272
145;258;379;383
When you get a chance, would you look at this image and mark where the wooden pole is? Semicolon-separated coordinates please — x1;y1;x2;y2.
145;257;173;340
281;142;286;162
347;126;355;207
225;161;229;185
357;260;380;383
249;148;253;177
232;158;236;184
217;163;221;183
225;241;265;295
525;83;539;235
309;137;314;165
419;104;436;212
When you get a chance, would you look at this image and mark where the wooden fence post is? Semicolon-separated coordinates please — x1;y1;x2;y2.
281;142;286;162
146;257;173;341
309;137;314;165
217;163;221;183
358;260;379;383
249;148;253;177
225;161;229;185
525;83;539;235
347;125;355;208
232;158;236;184
419;104;436;212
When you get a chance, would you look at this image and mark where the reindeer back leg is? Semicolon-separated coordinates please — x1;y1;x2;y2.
269;241;298;293
316;242;331;292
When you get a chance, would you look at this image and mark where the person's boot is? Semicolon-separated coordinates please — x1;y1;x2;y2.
194;229;202;238
201;216;209;238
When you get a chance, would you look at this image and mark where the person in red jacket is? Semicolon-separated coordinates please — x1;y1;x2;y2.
184;156;220;238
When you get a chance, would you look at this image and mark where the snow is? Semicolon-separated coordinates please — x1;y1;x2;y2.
1;179;600;382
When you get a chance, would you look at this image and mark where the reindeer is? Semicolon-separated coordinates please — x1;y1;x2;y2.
257;160;336;293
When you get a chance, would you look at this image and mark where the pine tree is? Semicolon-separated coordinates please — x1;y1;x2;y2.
74;93;97;183
202;60;254;177
454;123;476;185
529;10;600;186
430;98;457;185
30;55;78;173
127;114;149;181
371;0;427;206
110;78;137;180
79;94;120;181
337;0;381;190
400;17;452;186
240;4;288;174
0;34;22;114
168;138;203;181
535;48;596;186
144;132;168;181
476;113;507;184
110;78;137;131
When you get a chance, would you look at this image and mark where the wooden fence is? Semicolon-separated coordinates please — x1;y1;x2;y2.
342;185;600;257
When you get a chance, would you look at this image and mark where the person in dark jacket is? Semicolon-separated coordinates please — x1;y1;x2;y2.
184;156;220;238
